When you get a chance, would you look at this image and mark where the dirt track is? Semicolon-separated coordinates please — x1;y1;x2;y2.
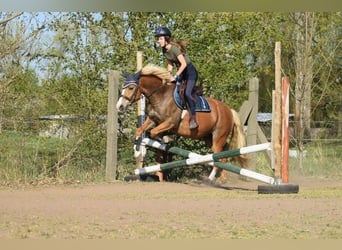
1;174;342;239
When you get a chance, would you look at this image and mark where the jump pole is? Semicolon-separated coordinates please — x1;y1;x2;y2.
136;138;275;185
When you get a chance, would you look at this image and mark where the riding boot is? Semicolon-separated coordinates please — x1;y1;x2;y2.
187;97;198;129
189;115;198;129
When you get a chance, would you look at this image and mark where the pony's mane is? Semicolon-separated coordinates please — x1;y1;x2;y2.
141;64;171;82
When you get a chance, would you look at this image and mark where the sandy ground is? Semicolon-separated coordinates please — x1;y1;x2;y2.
1;174;342;239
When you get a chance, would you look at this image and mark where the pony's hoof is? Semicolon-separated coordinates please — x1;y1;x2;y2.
215;177;228;185
154;135;165;144
201;178;215;186
124;175;141;182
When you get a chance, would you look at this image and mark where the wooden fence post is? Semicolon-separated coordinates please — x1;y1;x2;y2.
282;76;290;183
106;70;119;180
273;41;282;183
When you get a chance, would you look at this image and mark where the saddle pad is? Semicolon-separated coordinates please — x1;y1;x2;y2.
173;87;211;112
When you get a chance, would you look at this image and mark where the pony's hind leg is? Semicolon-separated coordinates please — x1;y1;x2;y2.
154;149;173;182
217;143;230;184
202;137;218;182
206;137;230;184
208;160;229;184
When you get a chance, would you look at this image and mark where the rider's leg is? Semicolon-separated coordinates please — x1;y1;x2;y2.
185;79;198;129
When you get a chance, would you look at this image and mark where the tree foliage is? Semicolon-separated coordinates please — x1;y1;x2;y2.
0;12;341;181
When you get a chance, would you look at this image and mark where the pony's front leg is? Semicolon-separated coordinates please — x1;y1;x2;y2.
149;120;175;139
134;117;155;152
135;116;155;138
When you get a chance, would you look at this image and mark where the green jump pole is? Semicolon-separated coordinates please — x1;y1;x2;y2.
136;138;275;184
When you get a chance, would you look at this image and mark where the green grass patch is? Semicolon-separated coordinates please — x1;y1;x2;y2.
0;131;105;183
294;141;342;176
255;140;342;178
1;131;341;184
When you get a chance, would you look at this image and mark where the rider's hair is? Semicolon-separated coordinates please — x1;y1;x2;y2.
164;36;189;54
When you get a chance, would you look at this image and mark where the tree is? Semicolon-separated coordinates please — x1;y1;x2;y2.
2;12;340;180
0;12;46;132
292;12;316;169
280;12;342;169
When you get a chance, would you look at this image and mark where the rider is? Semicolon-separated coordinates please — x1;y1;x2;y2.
155;26;199;129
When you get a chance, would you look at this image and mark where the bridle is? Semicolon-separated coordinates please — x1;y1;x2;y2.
120;75;168;104
120;80;140;105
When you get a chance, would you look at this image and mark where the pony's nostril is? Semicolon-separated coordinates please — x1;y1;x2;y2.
117;104;127;112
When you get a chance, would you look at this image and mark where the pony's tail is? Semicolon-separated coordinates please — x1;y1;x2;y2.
229;109;249;169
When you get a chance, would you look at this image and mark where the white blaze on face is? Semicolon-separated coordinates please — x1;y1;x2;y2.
116;88;126;111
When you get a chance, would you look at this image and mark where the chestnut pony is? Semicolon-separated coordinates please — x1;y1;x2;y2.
116;64;248;183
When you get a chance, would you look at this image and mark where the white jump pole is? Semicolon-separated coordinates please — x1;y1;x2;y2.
138;138;275;184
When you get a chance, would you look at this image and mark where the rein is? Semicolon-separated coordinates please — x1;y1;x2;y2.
143;79;168;99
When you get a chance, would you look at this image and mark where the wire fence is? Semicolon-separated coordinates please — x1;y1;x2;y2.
1;117;341;143
0;117;341;181
258;120;342;144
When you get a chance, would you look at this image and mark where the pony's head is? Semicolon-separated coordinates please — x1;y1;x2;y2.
116;70;142;112
116;64;171;112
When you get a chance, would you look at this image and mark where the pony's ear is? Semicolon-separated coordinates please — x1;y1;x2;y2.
121;71;129;78
134;69;142;80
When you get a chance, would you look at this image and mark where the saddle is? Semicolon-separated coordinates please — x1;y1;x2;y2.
173;81;211;112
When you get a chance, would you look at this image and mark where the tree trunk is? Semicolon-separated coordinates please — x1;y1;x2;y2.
294;12;315;169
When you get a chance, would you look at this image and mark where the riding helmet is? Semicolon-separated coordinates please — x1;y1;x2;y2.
155;26;171;37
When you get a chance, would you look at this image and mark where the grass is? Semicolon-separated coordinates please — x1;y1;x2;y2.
1;132;341;240
0;130;341;184
297;141;342;176
0;131;105;184
254;140;342;178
